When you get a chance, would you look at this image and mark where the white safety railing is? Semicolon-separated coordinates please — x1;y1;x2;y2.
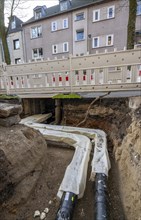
0;48;141;97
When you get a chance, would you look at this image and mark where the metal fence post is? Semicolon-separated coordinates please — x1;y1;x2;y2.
69;54;73;94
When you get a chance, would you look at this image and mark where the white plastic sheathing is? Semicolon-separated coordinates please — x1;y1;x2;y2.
29;127;91;199
22;120;111;199
26;123;111;178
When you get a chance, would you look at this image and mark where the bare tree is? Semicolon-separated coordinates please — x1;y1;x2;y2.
0;0;11;64
0;0;25;64
127;0;137;49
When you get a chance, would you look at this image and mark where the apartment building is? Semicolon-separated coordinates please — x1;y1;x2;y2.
17;0;141;62
7;16;24;64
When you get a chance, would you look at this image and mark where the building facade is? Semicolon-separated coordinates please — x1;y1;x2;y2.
8;0;141;63
0;38;4;64
7;16;24;64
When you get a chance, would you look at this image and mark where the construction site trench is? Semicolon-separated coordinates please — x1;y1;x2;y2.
0;96;141;220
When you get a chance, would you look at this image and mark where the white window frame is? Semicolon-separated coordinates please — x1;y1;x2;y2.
52;45;58;54
137;0;141;15
107;6;115;19
93;9;100;22
32;48;43;59
11;20;16;29
51;21;57;31
75;12;84;21
63;18;68;29
106;35;114;46
35;10;42;19
13;39;20;50
76;29;84;41
93;37;100;48
63;42;69;52
31;26;42;39
60;1;68;11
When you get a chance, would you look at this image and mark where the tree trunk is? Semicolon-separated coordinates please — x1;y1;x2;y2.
127;0;137;49
1;31;11;64
0;0;11;64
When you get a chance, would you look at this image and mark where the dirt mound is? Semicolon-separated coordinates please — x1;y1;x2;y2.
0;124;47;211
115;107;141;220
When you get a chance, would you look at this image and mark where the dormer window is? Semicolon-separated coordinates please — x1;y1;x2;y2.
11;18;16;29
35;10;42;19
60;0;70;11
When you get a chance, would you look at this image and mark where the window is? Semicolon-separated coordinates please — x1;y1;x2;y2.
93;35;114;48
63;42;69;52
93;10;100;22
63;18;68;29
107;6;115;19
32;48;43;58
52;45;58;54
11;20;16;29
76;30;84;41
15;58;21;64
51;21;57;31
106;35;114;46
93;37;99;48
137;0;141;15
35;10;42;19
31;26;42;38
76;12;84;21
13;39;20;50
135;31;141;45
60;1;68;11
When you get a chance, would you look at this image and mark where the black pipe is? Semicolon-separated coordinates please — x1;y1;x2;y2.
94;173;108;220
55;192;77;220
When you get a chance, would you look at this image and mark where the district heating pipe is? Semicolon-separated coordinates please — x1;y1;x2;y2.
55;192;77;220
22;122;111;220
94;173;108;220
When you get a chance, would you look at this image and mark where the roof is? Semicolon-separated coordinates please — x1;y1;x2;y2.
33;5;47;11
23;0;104;26
8;16;23;34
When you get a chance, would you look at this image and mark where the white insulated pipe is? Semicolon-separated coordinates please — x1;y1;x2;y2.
21;121;111;199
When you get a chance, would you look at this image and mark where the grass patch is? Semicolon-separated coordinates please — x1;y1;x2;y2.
52;93;81;99
0;94;20;100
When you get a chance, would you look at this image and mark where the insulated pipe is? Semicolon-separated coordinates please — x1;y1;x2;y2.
26;123;111;177
94;173;108;220
56;192;77;220
22;122;111;219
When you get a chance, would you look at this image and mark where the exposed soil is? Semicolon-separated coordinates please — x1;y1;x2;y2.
0;143;125;220
0;97;141;220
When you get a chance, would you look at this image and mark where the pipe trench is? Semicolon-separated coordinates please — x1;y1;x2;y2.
21;121;111;220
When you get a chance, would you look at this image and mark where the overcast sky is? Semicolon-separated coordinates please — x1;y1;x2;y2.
5;0;59;24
